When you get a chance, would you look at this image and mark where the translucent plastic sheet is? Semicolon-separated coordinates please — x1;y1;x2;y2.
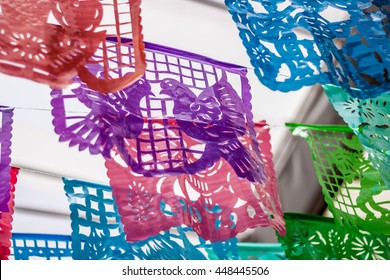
0;167;19;260
0;1;145;92
52;40;266;183
288;124;390;235
225;0;390;99
278;213;390;260
324;85;390;188
234;243;286;260
0;107;14;213
63;178;239;260
105;122;285;242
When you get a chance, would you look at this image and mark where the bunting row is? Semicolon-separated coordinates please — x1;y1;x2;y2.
0;0;389;261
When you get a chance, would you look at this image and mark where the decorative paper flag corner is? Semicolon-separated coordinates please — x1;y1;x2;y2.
278;213;390;260
105;121;285;243
76;1;146;93
0;1;102;88
52;40;267;184
0;107;14;213
9;233;73;260
63;178;239;260
225;0;390;98
0;1;146;92
324;84;390;188
0;167;19;260
287;123;390;235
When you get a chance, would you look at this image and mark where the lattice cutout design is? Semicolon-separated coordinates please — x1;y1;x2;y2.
324;85;390;188
0;1;145;92
278;213;390;260
0;0;102;88
9;233;73;260
52;40;265;183
288;124;390;235
225;0;390;99
105;122;285;243
8;232;239;260
75;1;146;93
0;167;19;260
0;107;14;213
64;178;239;260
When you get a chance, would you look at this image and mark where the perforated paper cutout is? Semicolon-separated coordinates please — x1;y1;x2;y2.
225;0;390;98
0;107;14;213
288;124;390;235
74;1;146;93
0;1;145;92
105;122;285;243
52;41;266;183
324;85;390;188
63;178;238;260
0;1;102;88
0;167;19;260
278;213;390;260
9;233;73;260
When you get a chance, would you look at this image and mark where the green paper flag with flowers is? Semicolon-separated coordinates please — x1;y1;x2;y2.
278;213;390;260
287;123;390;235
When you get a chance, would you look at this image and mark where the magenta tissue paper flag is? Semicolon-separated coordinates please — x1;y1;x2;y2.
105;121;285;243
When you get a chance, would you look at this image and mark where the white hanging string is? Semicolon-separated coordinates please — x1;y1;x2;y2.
0;104;293;129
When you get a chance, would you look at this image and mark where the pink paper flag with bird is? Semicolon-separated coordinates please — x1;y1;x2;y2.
105;121;285;242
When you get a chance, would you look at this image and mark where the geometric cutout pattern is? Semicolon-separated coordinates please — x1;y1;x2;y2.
324;85;390;188
9;233;73;260
288;123;390;235
63;178;239;260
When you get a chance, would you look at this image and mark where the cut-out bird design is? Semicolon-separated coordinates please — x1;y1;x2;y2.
51;73;152;160
160;72;265;183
